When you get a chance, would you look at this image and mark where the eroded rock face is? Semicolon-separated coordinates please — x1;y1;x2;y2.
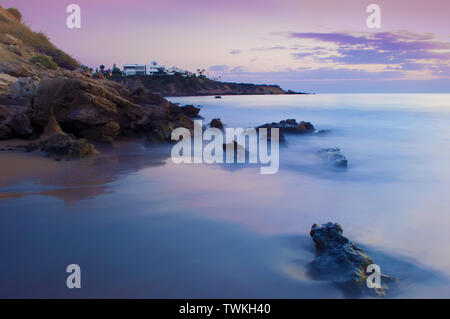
0;65;198;153
0;62;34;78
30;77;145;130
9;76;40;99
308;222;396;297
318;148;348;168
1;105;33;137
0;34;21;46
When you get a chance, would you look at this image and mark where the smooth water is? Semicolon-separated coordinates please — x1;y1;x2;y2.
1;94;450;298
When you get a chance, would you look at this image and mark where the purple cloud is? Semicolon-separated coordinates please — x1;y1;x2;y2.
288;31;450;73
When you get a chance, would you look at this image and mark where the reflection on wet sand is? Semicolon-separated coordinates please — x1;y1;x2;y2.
0;140;171;205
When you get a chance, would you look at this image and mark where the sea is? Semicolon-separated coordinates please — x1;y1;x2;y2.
1;94;450;298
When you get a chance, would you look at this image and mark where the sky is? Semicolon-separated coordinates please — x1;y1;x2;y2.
2;0;450;92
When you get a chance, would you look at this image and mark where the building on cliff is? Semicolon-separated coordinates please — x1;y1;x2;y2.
122;61;167;76
122;62;192;77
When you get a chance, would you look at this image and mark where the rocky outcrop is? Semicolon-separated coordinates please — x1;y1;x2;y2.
0;69;199;155
30;77;145;130
38;114;98;160
308;222;396;297
318;148;348;168
0;5;201;157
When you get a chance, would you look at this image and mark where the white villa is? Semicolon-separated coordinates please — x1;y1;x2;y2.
122;62;166;76
122;62;191;77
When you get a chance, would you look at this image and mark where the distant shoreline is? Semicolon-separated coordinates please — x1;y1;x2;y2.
114;75;311;97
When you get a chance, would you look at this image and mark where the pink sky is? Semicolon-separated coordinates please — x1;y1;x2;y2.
2;0;449;92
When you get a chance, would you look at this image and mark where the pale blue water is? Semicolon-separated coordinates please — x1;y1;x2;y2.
1;94;450;298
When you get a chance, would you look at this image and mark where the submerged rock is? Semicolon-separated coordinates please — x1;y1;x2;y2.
255;118;320;142
257;119;315;134
318;148;348;168
308;222;396;297
81;121;120;144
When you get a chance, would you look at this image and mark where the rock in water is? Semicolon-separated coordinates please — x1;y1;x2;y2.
308;222;396;297
257;119;315;134
209;118;224;130
318;148;348;168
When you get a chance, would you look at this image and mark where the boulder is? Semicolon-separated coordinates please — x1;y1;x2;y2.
308;222;396;297
318;148;348;168
38;114;98;160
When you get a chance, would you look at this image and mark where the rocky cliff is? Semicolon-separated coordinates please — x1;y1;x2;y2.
0;6;199;159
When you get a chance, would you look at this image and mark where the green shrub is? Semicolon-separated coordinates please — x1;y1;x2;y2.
29;55;58;70
6;7;21;22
